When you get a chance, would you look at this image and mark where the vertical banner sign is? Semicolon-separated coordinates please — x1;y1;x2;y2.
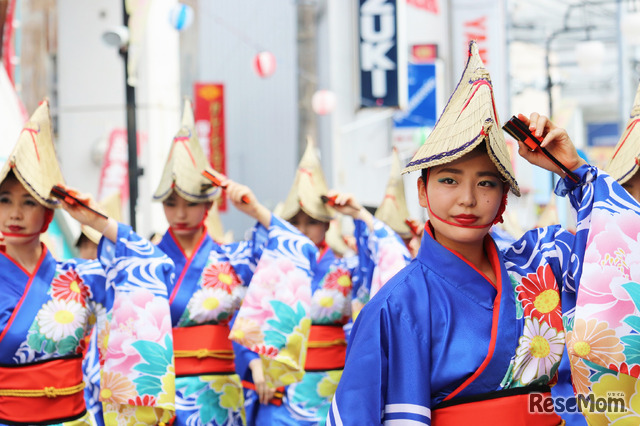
359;0;407;108
194;83;227;211
407;0;439;14
450;0;507;117
393;63;437;128
98;129;146;206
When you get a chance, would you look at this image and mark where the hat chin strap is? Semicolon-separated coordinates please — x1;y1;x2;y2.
169;210;208;233
2;231;41;238
424;169;500;229
2;208;54;238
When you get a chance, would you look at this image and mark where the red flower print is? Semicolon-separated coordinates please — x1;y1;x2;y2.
253;344;279;358
127;394;157;406
609;362;640;379
202;262;241;293
323;269;352;296
51;270;92;306
515;264;563;330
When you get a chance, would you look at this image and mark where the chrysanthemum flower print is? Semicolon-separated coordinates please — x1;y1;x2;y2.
51;269;92;306
229;317;264;348
187;287;233;323
323;268;352;297
36;298;87;342
311;288;347;323
100;371;137;403
515;264;563;331
202;262;242;293
567;318;627;397
513;317;565;385
568;356;592;397
567;318;625;375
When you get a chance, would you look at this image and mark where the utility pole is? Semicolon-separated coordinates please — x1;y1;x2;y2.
121;0;139;231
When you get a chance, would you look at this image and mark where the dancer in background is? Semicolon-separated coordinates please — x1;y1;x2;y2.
328;41;640;425
153;101;312;426
374;147;422;258
241;139;410;425
0;102;175;425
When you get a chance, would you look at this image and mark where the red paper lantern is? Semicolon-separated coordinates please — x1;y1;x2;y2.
253;51;276;78
311;90;337;115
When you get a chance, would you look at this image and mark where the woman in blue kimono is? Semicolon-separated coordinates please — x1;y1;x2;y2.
0;102;175;425
240;139;411;425
151;102;313;426
328;41;640;425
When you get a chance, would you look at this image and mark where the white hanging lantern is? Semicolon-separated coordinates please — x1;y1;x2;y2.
312;90;337;115
253;51;277;78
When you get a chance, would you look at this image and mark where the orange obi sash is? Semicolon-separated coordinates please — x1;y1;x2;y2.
0;356;86;424
433;386;564;426
304;325;347;371
173;324;235;376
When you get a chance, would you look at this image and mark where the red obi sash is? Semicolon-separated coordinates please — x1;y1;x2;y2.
0;356;86;424
173;324;235;376
304;325;347;371
241;380;285;406
433;386;565;426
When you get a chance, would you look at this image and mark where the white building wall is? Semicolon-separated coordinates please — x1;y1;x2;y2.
57;0;123;200
322;1;451;229
197;0;298;237
57;0;180;238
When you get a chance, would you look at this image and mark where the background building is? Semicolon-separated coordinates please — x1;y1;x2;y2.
2;0;639;250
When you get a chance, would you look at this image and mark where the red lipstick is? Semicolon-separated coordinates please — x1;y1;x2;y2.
453;214;478;226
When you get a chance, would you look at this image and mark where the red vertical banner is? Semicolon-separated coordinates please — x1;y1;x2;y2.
194;83;227;211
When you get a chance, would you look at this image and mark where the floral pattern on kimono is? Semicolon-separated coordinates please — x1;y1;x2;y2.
0;223;175;425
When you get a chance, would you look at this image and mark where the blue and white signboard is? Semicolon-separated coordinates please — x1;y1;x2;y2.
359;0;407;108
393;63;437;128
587;122;620;147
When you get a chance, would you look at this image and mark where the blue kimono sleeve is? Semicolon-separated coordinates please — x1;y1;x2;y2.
220;214;304;286
329;265;432;426
352;218;411;302
505;165;615;297
218;220;269;285
95;223;176;420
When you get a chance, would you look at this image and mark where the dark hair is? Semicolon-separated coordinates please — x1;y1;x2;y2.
2;169;18;184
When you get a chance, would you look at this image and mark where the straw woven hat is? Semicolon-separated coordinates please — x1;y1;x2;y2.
181;98;195;128
402;41;520;196
375;148;412;239
153;101;221;203
81;191;123;244
280;137;335;222
605;81;640;184
0;100;65;208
